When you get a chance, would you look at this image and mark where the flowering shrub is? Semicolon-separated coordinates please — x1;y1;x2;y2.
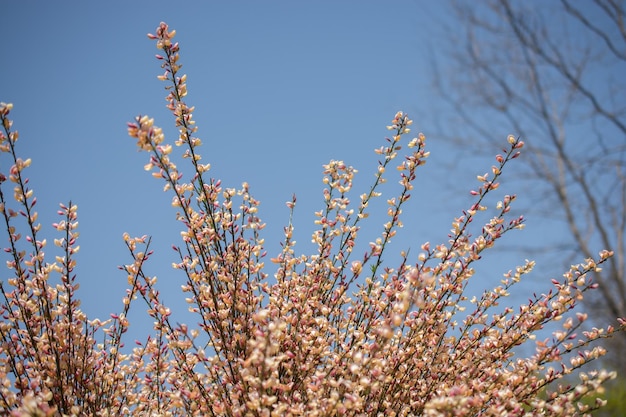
1;22;625;416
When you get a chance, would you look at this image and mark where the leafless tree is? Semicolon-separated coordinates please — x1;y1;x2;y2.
428;0;626;372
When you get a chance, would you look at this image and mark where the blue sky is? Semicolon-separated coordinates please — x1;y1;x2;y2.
2;2;570;341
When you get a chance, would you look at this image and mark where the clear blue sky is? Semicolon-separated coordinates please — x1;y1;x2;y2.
2;1;568;340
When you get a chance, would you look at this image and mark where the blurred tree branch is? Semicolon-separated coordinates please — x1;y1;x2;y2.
430;0;626;370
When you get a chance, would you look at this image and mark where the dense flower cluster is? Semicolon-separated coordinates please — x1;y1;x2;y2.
1;22;625;416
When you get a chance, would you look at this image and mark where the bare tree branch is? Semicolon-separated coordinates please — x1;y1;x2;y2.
429;0;626;372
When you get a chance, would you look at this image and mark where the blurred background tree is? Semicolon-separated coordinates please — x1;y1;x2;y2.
426;0;626;382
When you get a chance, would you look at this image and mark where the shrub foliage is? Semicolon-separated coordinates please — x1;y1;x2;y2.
1;22;624;416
